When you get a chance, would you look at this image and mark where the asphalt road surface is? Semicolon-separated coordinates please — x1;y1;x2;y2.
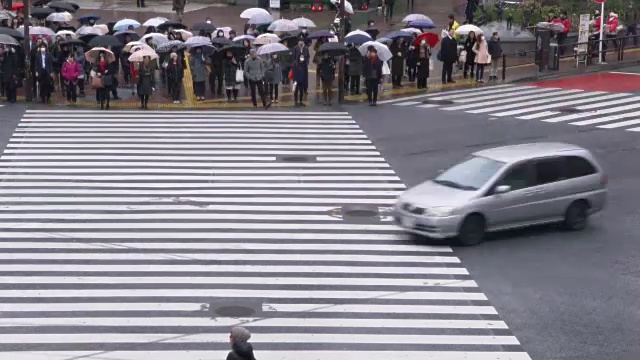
350;89;640;360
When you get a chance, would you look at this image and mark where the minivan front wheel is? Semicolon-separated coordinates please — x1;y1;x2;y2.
458;214;486;246
564;201;589;231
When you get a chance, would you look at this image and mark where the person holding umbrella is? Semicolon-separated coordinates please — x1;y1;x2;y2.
222;49;240;102
74;46;88;97
137;55;155;109
61;52;80;105
91;51;114;110
363;47;383;106
189;46;207;101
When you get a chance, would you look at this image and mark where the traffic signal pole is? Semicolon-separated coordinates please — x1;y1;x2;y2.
337;0;345;103
23;0;32;101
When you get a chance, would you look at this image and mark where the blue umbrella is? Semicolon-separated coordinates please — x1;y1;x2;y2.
344;33;370;44
408;19;436;29
77;14;100;23
308;29;333;39
383;31;413;39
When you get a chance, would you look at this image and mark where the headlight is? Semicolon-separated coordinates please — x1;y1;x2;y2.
424;207;455;217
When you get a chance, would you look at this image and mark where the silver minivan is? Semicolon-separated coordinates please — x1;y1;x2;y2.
394;143;608;245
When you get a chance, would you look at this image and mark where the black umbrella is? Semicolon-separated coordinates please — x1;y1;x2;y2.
57;24;76;31
114;30;140;42
191;22;216;32
279;34;298;45
33;0;53;6
217;44;246;57
79;33;98;44
30;7;55;19
190;45;215;57
158;21;187;31
88;35;121;47
49;1;77;12
0;27;24;40
60;39;85;47
211;37;232;47
317;42;349;56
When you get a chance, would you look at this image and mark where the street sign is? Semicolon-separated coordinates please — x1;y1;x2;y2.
270;0;280;9
578;14;590;52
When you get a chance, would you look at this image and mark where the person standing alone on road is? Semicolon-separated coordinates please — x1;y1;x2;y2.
226;326;256;360
243;49;271;109
440;29;458;84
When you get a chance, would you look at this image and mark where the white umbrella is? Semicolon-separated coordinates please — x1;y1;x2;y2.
292;17;316;28
455;24;483;36
113;19;141;31
46;11;72;22
174;29;193;40
358;41;392;61
402;14;433;23
346;29;371;38
130;44;154;53
268;19;298;32
20;26;55;37
141;33;169;45
240;7;270;19
216;26;233;38
56;29;76;38
254;33;280;45
328;36;339;43
233;34;255;43
128;48;159;62
123;41;144;52
248;12;273;25
400;28;422;35
143;17;169;27
185;35;212;48
94;24;109;34
75;25;102;36
256;42;288;56
329;0;354;14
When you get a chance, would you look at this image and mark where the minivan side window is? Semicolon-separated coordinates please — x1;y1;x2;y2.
565;156;597;178
495;162;535;192
534;158;567;185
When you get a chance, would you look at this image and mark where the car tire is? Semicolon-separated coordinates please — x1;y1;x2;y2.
563;200;589;231
458;214;485;246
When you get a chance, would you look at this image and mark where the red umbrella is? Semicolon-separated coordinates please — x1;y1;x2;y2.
414;32;439;48
8;2;24;10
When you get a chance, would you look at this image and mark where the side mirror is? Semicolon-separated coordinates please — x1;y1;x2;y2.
494;185;511;194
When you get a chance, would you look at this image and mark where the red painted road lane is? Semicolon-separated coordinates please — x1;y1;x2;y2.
527;72;640;92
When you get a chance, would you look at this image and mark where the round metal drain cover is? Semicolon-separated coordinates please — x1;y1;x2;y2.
557;107;583;113
422;99;454;105
280;155;315;162
215;306;256;317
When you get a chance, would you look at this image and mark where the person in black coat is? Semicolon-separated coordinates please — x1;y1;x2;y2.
362;48;383;106
389;38;406;88
166;52;184;103
318;53;336;106
1;47;19;103
463;31;477;78
440;30;458;84
416;46;430;89
34;45;54;103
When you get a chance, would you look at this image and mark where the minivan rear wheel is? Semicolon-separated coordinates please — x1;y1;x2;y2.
564;201;589;231
458;214;486;246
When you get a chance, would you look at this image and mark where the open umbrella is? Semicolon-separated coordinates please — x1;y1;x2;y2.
94;24;109;34
75;25;103;36
143;17;169;27
19;26;55;37
383;31;413;40
455;24;483;36
191;22;216;32
240;7;270;19
48;1;76;13
248;12;273;25
77;14;99;23
268;19;298;32
308;29;333;39
113;19;141;31
8;3;23;11
256;42;288;56
0;10;15;21
408;19;435;29
0;27;23;39
156;39;186;53
46;11;72;22
56;29;76;38
212;37;233;46
0;34;19;46
141;33;168;46
401;28;422;35
79;34;98;44
130;44;154;53
279;34;298;45
317;41;348;56
254;33;279;45
88;35;121;47
329;0;354;14
115;30;140;42
414;32;439;48
292;17;316;28
402;14;433;23
128;48;158;62
345;29;371;44
30;7;55;19
85;47;115;63
358;41;392;61
123;41;144;52
60;38;85;47
185;35;212;48
233;34;255;43
174;29;193;40
217;44;246;57
157;21;187;31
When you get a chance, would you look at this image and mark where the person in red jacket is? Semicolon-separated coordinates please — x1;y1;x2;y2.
592;10;601;33
557;11;571;55
606;12;619;49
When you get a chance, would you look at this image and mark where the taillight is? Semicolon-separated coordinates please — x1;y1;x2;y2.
311;5;315;10
361;4;368;9
600;174;608;186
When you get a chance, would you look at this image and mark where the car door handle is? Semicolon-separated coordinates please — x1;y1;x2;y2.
524;189;544;195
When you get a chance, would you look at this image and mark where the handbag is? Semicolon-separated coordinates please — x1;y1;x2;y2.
91;76;103;89
235;69;244;83
487;54;492;64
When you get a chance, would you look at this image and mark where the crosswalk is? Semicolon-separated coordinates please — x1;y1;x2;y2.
0;110;531;360
387;84;640;132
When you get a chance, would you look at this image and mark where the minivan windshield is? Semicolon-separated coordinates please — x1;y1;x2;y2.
433;156;505;191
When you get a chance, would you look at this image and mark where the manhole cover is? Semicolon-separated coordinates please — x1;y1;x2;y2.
422;99;454;105
279;155;316;162
215;306;256;317
557;107;584;113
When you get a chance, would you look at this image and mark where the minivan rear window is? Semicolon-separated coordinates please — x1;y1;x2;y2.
565;156;598;178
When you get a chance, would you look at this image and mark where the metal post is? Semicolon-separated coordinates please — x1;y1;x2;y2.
337;0;345;103
501;54;506;81
23;0;32;101
598;1;604;63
